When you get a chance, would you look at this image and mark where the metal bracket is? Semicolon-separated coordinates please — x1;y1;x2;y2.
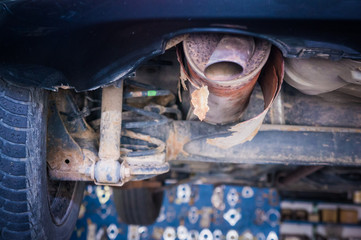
47;90;97;181
46;88;169;186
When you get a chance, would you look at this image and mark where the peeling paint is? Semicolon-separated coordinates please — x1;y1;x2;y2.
206;49;284;149
166;126;190;160
180;33;271;124
191;85;209;121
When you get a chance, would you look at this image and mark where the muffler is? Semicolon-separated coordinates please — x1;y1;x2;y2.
180;33;271;124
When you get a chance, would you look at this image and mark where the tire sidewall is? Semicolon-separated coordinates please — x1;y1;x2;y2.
26;86;84;240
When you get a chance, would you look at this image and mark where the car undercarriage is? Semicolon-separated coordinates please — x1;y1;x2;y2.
1;1;361;239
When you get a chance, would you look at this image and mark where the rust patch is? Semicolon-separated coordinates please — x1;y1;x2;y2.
206;48;284;149
179;34;271;124
204;35;255;81
47;138;83;170
191;85;209;121
166;128;190;161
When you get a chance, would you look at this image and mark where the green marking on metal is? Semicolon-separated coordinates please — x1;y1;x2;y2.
147;90;157;96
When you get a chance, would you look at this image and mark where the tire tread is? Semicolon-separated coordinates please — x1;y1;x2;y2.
0;79;34;238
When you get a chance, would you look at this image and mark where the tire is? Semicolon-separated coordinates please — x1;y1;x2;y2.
0;78;85;239
113;187;163;226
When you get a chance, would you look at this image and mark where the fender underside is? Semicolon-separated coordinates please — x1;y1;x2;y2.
0;0;361;91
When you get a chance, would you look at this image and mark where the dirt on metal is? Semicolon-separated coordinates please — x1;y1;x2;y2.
47;137;83;170
99;83;123;161
166;126;190;161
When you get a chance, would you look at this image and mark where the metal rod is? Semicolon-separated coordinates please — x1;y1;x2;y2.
159;121;361;166
259;124;361;133
98;82;123;161
124;90;171;98
277;166;324;186
269;91;285;125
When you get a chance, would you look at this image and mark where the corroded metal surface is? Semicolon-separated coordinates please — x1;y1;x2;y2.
168;122;361;166
47;91;169;184
47;91;98;181
206;48;283;148
204;35;255;81
276;166;324;186
184;34;269;79
46;101;87;180
166;124;190;161
180;33;271;124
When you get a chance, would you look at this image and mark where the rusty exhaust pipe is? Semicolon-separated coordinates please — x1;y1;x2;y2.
180;33;271;124
204;36;255;81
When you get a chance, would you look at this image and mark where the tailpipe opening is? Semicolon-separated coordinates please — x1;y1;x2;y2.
204;61;244;81
180;33;271;124
204;35;255;81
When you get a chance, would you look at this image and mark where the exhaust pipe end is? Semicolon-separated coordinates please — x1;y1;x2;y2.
204;35;255;82
204;61;244;81
181;33;271;124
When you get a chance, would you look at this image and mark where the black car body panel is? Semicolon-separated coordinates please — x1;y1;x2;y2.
0;0;361;91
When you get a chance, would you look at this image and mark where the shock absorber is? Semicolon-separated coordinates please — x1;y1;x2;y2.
95;82;124;184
